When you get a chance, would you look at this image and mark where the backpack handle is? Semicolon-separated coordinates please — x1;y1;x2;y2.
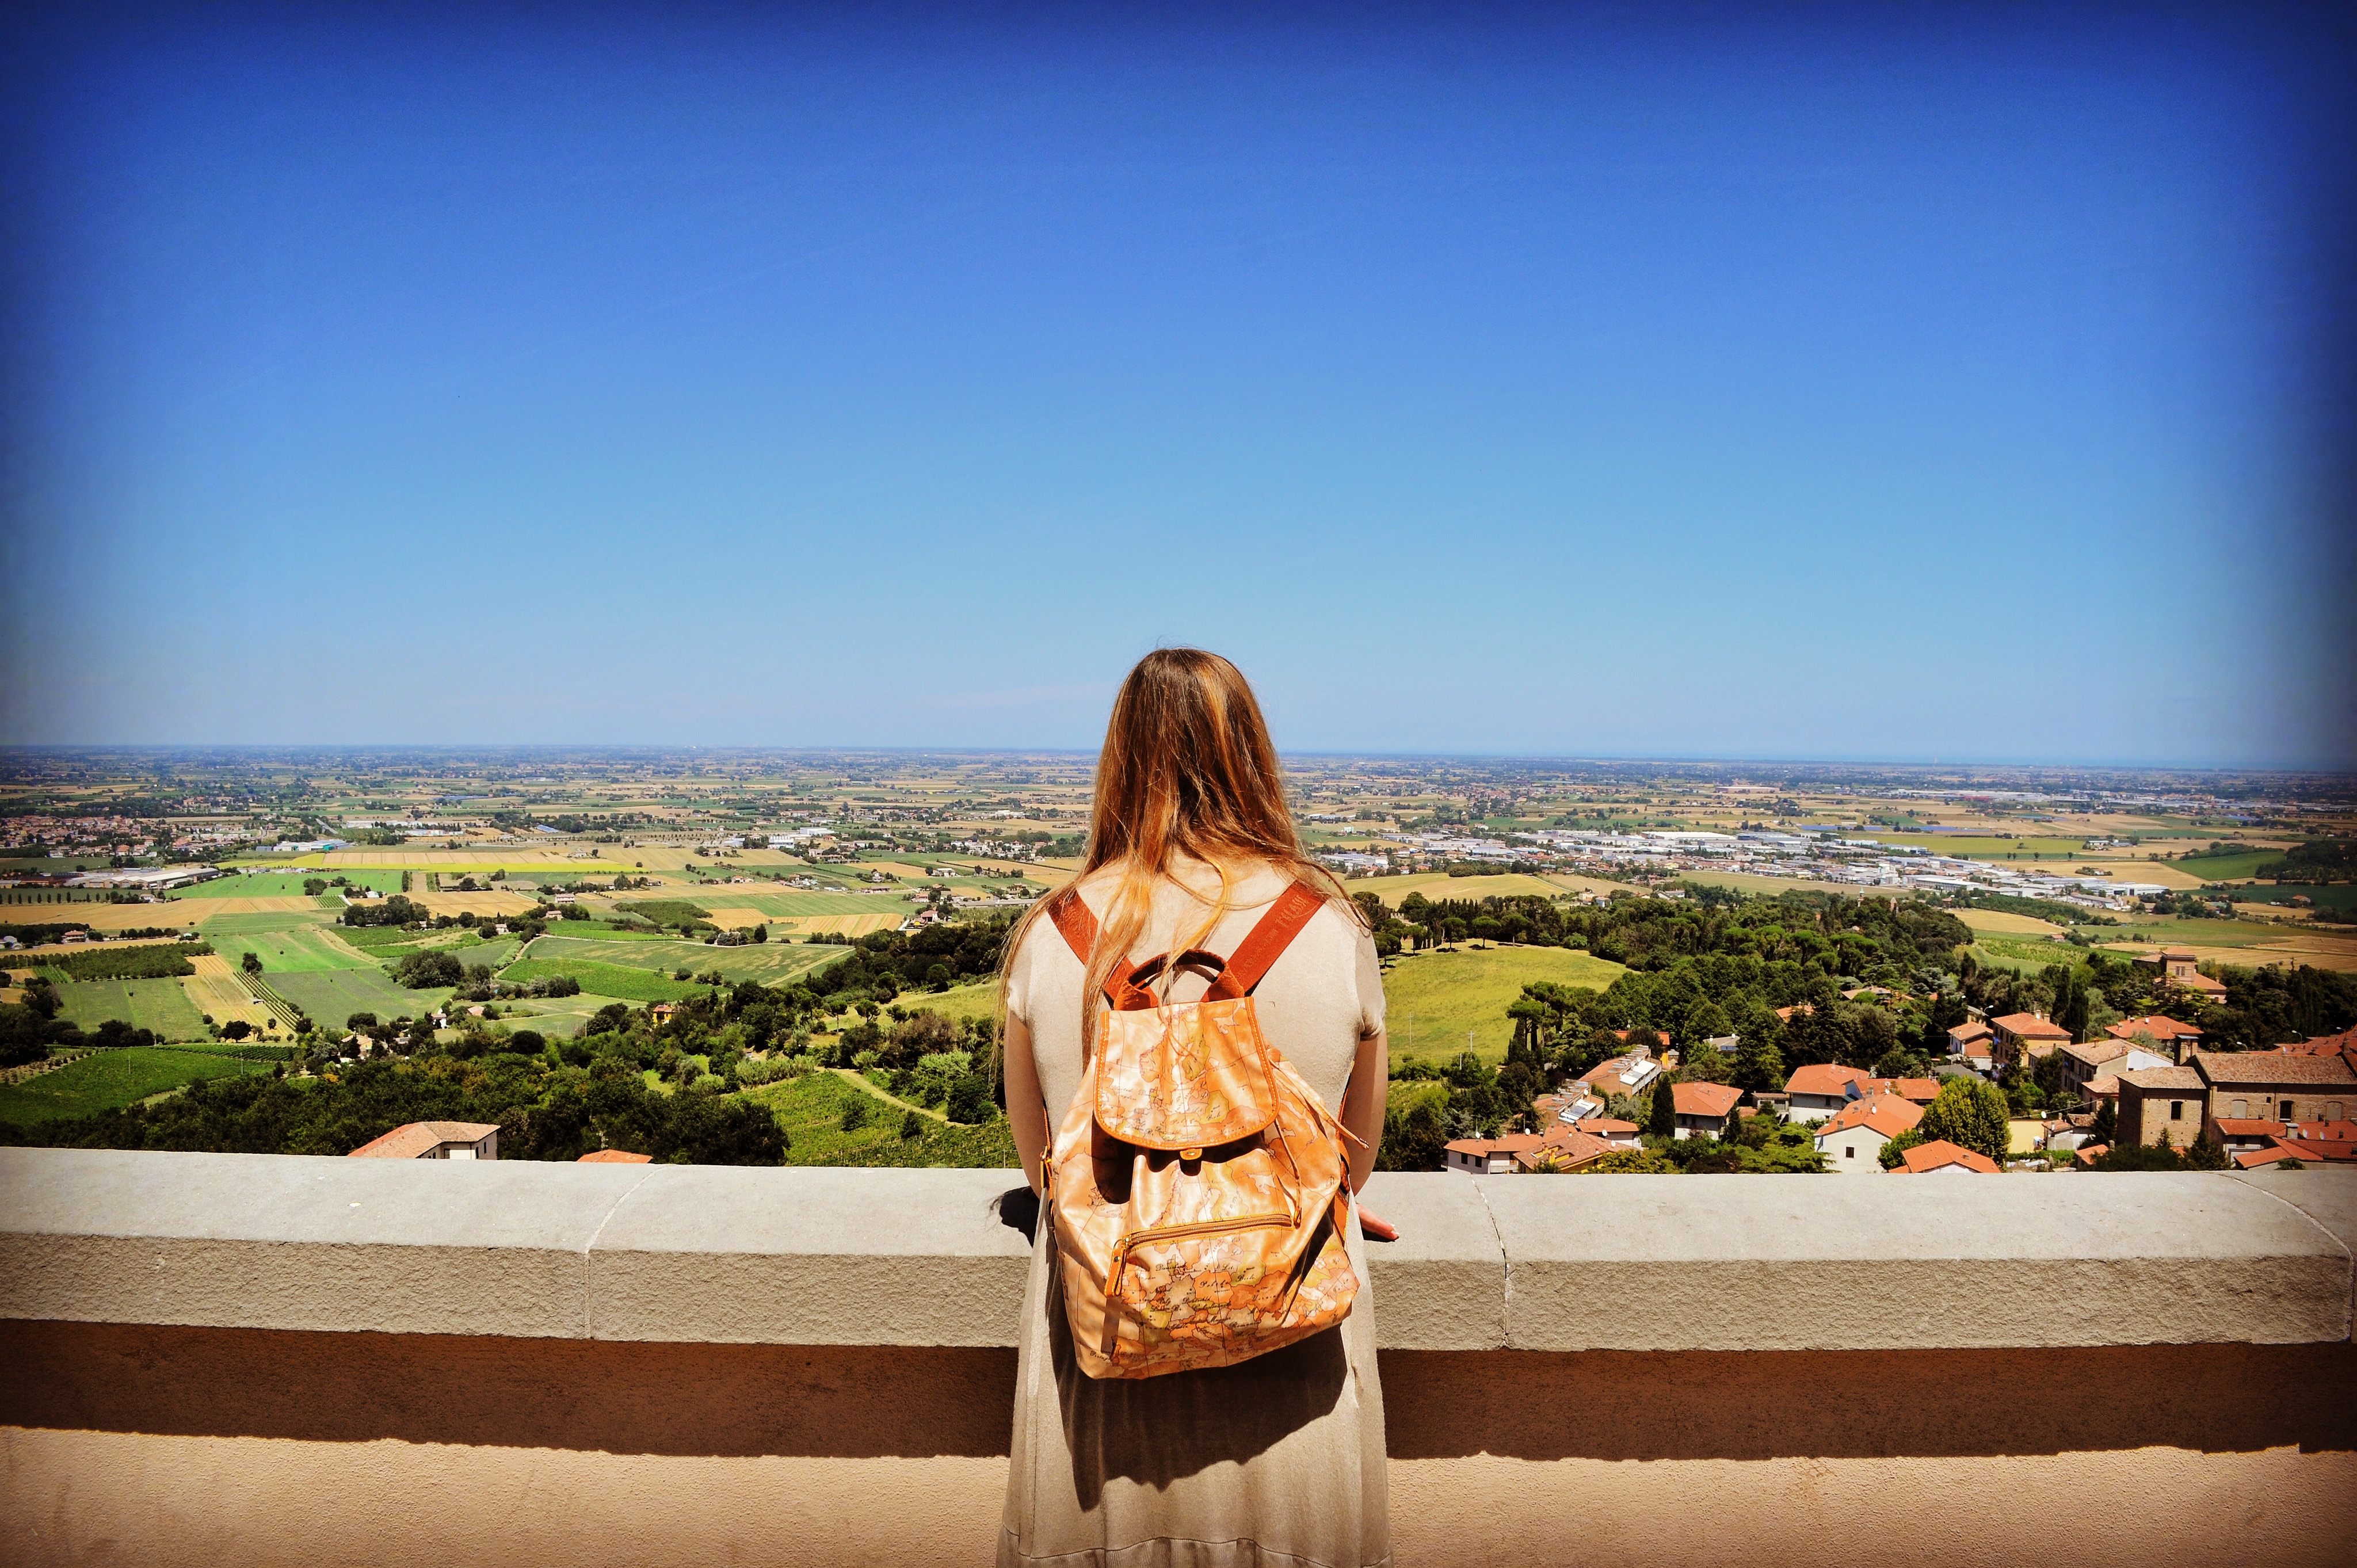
1047;880;1329;1008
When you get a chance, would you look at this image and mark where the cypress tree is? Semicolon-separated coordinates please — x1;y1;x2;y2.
1648;1078;1677;1141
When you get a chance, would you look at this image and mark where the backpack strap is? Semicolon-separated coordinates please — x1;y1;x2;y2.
1203;882;1329;1001
1047;887;1097;964
1048;879;1329;1007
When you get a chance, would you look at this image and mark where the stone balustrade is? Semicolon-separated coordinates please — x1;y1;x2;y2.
2;1149;2351;1565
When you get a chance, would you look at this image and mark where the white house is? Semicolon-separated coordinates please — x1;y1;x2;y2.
1812;1094;1924;1174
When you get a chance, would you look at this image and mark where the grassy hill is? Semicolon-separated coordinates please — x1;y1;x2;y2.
1383;944;1626;1066
0;1047;272;1124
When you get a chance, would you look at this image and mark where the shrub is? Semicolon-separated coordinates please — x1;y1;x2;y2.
841;1098;871;1132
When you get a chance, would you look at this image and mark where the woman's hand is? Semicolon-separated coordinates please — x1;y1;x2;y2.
1356;1204;1398;1242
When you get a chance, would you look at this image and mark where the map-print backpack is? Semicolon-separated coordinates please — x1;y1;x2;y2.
1042;881;1359;1379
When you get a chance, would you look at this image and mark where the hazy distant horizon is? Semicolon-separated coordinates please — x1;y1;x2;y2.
2;739;2349;781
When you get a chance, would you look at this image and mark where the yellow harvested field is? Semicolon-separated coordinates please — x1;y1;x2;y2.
1956;909;2066;937
407;890;543;917
785;913;905;937
169;896;319;917
185;955;276;1029
0;901;205;931
701;907;774;930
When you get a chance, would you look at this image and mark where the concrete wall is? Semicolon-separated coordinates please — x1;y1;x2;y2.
3;1150;2352;1567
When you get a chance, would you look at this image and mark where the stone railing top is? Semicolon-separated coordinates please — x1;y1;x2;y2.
0;1149;2347;1352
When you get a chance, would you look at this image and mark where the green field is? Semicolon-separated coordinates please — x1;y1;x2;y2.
740;1070;1018;1168
661;890;917;918
266;970;454;1024
2177;851;2291;883
494;992;639;1037
910;981;1000;1027
497;959;707;1003
1352;871;1574;907
210;924;377;974
194;909;335;940
2231;885;2357;911
514;934;845;986
0;1046;272;1124
51;977;213;1041
1382;944;1627;1065
170;871;405;900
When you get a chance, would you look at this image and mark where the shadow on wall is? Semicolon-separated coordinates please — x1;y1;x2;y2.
3;1322;2350;1463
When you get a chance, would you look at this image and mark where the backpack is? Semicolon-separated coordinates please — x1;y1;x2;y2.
1041;880;1359;1380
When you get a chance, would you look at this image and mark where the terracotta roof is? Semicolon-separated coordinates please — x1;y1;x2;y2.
2073;1143;2110;1166
2210;1119;2290;1137
1444;1134;1548;1157
2061;1038;2134;1067
1871;1077;1940;1103
1991;1012;2070;1040
1516;1127;1618;1172
2172;971;2228;994
2108;1015;2200;1042
2286;1120;2357;1142
2191;1051;2356;1088
1786;1063;1870;1098
2234;1145;2303;1169
1898;1139;2000;1175
2116;1065;2203;1092
2282;1029;2357;1056
1577;1117;1639;1135
1673;1082;1743;1119
578;1149;654;1163
1948;1021;1993;1042
1813;1094;1924;1141
348;1120;499;1159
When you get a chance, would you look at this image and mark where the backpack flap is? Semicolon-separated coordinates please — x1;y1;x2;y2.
1092;998;1279;1152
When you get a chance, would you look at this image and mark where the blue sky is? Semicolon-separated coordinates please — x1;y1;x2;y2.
4;2;2351;766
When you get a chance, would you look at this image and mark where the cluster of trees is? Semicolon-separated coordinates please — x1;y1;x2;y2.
802;915;1014;1000
0;985;842;1162
2255;841;2357;881
36;941;211;982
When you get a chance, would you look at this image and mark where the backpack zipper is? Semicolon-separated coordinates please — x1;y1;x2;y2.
1103;1211;1296;1358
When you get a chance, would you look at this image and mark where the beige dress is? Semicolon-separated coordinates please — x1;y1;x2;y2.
1000;858;1391;1568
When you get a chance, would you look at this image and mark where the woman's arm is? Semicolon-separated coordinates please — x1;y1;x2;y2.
1338;1027;1397;1240
1004;1012;1049;1195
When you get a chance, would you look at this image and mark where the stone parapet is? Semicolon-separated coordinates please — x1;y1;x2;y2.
3;1150;2352;1567
1;1149;2348;1349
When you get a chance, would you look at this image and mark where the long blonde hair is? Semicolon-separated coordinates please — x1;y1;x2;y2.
996;648;1361;1066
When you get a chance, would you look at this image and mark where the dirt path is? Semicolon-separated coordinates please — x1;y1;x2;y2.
827;1066;946;1122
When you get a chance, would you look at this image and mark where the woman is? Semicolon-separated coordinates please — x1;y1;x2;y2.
997;648;1394;1568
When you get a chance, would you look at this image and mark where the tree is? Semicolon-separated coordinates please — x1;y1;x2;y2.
241;951;262;974
1647;1080;1677;1140
1877;1126;1927;1170
1919;1076;2009;1161
1579;1148;1675;1174
900;1109;924;1140
2090;1097;2117;1145
345;1012;379;1032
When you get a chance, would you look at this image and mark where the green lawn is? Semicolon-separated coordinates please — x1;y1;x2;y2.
52;977;213;1041
0;1047;272;1124
739;1070;1019;1168
266;970;454;1024
1382;944;1627;1066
